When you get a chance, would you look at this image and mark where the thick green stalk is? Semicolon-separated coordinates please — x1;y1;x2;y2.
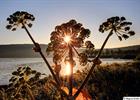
74;30;113;99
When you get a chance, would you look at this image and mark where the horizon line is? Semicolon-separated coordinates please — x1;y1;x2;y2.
0;43;139;49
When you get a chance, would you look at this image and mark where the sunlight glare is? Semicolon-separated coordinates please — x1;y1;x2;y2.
64;35;71;43
65;62;71;75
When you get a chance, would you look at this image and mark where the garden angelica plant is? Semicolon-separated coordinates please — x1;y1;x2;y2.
74;16;135;98
6;11;136;99
7;66;43;100
6;11;64;95
46;19;94;99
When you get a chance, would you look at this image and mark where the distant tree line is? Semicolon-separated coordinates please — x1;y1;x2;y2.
84;46;140;59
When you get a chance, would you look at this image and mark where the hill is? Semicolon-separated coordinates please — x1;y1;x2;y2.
80;45;140;59
103;45;140;59
0;44;47;58
0;44;139;58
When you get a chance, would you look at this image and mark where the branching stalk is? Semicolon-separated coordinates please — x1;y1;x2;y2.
72;46;80;56
26;84;35;100
22;23;67;97
74;30;113;98
68;44;74;97
14;84;22;97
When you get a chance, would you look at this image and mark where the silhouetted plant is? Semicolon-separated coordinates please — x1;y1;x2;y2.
47;19;93;65
74;16;135;98
99;16;135;41
6;11;67;97
0;88;8;100
47;19;94;99
6;11;35;31
84;41;95;57
5;12;136;100
6;66;42;100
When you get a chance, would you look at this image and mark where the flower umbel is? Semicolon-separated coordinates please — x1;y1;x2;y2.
6;11;35;31
47;19;91;64
99;16;135;41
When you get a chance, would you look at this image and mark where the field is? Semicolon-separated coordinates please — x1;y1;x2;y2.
1;61;140;100
78;61;140;100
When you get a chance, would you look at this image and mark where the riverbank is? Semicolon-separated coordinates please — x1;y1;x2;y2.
0;58;133;85
1;61;140;99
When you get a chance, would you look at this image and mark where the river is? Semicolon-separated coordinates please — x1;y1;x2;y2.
0;58;132;85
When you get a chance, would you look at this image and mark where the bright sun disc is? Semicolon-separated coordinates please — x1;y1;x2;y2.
64;35;71;43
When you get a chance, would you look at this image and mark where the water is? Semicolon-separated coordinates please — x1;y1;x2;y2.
0;58;132;85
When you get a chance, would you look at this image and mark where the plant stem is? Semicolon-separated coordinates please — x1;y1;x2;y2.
68;44;74;97
22;23;67;97
73;30;113;99
96;30;113;58
26;84;35;100
72;46;80;56
22;23;59;84
14;84;22;97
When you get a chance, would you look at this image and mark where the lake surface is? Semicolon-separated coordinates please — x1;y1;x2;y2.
0;58;132;85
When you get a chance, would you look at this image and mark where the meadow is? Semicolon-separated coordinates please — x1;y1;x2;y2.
0;61;140;100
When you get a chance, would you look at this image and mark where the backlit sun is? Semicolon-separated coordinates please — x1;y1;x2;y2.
64;35;71;43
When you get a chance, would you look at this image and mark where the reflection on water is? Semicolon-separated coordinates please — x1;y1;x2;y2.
0;58;133;85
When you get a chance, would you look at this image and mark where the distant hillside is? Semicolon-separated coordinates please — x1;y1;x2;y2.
0;44;48;58
84;45;140;59
106;45;140;51
0;44;139;58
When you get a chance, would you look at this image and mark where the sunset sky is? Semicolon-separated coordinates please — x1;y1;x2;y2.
0;0;140;48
